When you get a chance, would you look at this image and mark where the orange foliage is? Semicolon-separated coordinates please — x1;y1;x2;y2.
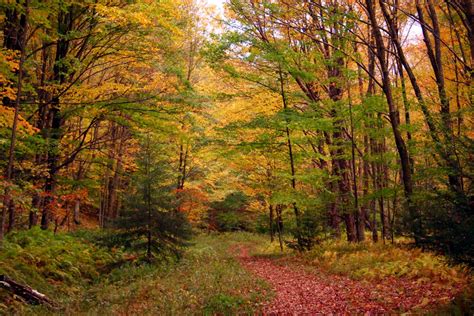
176;187;209;223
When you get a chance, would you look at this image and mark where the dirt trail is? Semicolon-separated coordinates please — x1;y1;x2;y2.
235;246;461;314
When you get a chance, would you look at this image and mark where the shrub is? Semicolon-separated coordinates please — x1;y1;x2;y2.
207;192;253;232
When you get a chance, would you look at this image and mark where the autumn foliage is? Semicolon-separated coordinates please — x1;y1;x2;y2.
0;0;473;313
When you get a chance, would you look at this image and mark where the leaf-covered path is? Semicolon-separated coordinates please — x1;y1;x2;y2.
235;246;462;314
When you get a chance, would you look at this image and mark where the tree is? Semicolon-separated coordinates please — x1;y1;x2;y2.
110;134;191;261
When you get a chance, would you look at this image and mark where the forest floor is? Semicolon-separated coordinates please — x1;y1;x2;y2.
235;244;468;314
1;230;472;314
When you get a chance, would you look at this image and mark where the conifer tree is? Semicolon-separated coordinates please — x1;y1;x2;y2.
110;134;192;261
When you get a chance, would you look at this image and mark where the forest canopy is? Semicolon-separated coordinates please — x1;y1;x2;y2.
1;0;473;258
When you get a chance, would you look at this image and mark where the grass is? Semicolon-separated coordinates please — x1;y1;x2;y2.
0;227;122;313
0;230;272;315
68;232;272;315
2;228;472;314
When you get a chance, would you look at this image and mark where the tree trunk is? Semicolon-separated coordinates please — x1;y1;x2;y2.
324;134;341;239
1;0;29;241
366;0;420;243
348;80;364;242
42;6;75;230
278;68;303;249
73;200;80;225
416;0;464;197
328;64;355;243
460;0;473;101
0;275;56;307
276;204;284;252
269;204;275;242
29;194;41;229
7;201;15;233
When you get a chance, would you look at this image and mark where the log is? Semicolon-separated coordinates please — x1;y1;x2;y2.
0;275;56;307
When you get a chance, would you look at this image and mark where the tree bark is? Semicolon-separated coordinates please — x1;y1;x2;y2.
42;7;74;230
1;0;29;241
276;204;284;252
366;0;420;243
416;0;464;198
269;204;275;242
278;68;303;249
0;275;56;307
328;59;356;242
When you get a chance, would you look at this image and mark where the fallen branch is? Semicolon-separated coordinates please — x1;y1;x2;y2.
0;275;57;308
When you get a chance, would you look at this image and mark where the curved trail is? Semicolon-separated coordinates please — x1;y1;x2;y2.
235;246;461;314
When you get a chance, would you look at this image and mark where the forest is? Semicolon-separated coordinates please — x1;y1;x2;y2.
0;0;473;314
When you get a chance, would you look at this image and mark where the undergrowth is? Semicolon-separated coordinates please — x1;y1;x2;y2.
300;240;474;313
67;232;271;315
255;234;473;313
0;227;122;313
2;229;471;314
0;230;271;315
305;241;470;284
